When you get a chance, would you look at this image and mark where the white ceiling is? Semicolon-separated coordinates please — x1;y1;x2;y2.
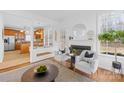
27;10;113;22
1;10;114;22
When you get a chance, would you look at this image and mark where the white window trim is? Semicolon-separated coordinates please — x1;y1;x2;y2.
99;53;124;60
97;14;124;59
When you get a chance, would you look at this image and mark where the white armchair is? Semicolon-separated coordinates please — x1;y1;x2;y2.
75;50;99;74
54;47;70;63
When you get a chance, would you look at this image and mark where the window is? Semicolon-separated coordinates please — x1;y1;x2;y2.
100;12;124;56
33;28;44;48
33;27;53;48
44;28;53;48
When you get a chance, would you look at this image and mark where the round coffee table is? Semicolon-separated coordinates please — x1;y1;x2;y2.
21;64;58;82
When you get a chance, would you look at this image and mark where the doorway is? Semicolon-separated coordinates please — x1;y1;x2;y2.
0;27;30;70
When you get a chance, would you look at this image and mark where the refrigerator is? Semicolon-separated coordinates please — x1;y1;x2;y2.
4;36;15;51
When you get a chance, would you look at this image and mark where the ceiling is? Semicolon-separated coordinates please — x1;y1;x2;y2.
28;10;113;22
1;10;115;23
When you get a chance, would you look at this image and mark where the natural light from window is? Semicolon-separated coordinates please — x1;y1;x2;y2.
100;12;124;57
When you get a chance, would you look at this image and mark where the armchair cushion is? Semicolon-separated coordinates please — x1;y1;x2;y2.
79;50;88;61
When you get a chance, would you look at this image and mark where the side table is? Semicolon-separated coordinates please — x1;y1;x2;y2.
66;53;76;70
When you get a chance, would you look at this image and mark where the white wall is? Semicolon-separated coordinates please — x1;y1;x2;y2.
0;14;4;63
58;10;113;50
59;11;97;51
61;11;97;31
30;48;54;63
99;54;124;74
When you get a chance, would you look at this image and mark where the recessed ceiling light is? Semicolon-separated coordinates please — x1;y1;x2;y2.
20;30;24;32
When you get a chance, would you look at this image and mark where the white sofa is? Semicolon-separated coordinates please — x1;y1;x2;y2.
75;50;99;74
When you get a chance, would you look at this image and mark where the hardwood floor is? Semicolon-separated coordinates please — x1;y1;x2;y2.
0;62;29;73
0;57;124;82
53;59;124;82
0;50;30;70
0;58;53;73
75;68;124;82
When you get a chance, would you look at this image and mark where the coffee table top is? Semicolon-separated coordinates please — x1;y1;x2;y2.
21;64;58;82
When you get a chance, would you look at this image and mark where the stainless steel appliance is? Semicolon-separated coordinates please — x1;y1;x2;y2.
4;36;15;51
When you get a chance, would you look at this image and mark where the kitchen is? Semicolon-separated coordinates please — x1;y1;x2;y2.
0;26;45;70
4;27;30;54
0;11;54;71
0;27;30;70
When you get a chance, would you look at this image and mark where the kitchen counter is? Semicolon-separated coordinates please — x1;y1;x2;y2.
20;42;30;54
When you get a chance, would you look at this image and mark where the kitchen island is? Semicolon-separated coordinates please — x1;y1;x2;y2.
20;42;30;54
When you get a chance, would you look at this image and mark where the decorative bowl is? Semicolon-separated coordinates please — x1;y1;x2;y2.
34;65;47;74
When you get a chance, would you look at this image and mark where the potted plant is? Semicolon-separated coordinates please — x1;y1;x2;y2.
98;30;124;62
98;31;113;54
72;49;77;55
109;30;124;62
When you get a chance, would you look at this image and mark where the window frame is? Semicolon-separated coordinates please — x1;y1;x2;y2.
98;12;124;57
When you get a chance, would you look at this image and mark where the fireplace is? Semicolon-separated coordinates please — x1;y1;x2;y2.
70;45;91;55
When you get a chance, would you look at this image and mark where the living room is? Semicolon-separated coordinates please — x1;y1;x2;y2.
0;10;124;82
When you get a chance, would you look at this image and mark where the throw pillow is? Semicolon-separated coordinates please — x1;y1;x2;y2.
84;51;94;58
84;51;89;57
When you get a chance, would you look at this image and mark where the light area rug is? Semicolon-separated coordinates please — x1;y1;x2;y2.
0;59;94;82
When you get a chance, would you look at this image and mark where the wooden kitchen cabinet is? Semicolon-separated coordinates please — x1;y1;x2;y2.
4;28;25;41
15;43;21;50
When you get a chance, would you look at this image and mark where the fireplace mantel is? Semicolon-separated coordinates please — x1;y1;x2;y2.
68;39;95;51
